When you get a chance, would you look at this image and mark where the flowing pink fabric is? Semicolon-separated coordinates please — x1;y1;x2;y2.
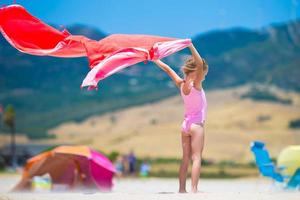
0;4;191;90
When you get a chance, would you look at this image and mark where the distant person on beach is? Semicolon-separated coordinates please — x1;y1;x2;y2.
128;150;137;175
122;154;129;175
139;160;151;177
114;155;124;177
153;43;208;193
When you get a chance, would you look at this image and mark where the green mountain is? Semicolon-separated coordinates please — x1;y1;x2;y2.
0;20;299;138
193;21;300;90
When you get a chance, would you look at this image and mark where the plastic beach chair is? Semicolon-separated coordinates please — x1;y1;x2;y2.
250;141;284;183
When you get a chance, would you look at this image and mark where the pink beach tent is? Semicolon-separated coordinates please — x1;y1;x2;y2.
13;146;116;191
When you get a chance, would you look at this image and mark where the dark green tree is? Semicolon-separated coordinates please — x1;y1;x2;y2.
3;105;17;168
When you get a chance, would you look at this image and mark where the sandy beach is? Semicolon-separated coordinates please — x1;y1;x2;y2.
0;175;299;200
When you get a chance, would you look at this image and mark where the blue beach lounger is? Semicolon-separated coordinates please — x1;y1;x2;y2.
250;141;284;183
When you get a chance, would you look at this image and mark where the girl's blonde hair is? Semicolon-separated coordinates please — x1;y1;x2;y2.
181;56;208;76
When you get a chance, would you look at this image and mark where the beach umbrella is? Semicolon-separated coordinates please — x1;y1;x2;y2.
13;145;116;191
277;145;300;177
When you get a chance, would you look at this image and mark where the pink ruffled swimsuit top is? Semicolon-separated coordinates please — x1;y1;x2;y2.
180;82;207;134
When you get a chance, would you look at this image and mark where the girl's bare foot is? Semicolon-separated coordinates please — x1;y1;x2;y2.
178;189;187;193
191;188;206;193
191;188;199;193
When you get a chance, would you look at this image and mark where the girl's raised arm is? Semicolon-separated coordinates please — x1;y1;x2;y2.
188;44;203;66
189;44;204;87
153;60;183;88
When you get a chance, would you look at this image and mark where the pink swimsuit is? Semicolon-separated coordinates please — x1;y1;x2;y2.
180;82;207;134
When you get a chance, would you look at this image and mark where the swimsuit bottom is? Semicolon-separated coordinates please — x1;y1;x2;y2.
181;115;205;134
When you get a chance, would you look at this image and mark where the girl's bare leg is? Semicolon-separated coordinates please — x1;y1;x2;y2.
178;131;191;193
190;123;205;193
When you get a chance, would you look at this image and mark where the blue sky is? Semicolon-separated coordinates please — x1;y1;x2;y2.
2;0;300;38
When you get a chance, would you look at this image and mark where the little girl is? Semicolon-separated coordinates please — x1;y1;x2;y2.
153;43;208;193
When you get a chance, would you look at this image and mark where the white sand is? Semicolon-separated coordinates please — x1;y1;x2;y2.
0;176;299;200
